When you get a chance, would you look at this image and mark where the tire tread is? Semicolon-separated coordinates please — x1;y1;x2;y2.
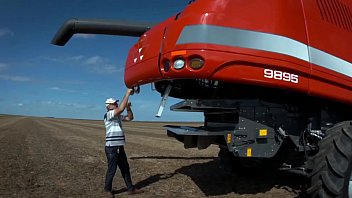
307;121;352;197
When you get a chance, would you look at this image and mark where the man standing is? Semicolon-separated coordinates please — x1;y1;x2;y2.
104;88;143;197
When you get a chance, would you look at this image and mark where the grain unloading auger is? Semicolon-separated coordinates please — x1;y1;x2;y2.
51;18;154;46
52;0;352;197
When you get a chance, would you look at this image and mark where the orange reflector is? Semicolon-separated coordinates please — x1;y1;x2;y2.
226;133;232;144
247;147;252;157
171;50;187;56
189;58;204;70
259;129;267;136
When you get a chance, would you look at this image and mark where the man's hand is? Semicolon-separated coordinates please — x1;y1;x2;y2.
128;88;134;95
114;88;134;117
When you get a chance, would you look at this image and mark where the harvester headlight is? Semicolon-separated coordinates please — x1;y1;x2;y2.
189;58;204;70
173;58;185;70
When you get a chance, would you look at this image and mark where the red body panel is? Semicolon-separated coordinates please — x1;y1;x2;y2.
124;19;173;85
124;0;352;105
302;0;352;104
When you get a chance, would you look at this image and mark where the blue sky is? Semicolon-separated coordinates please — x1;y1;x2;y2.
0;0;203;121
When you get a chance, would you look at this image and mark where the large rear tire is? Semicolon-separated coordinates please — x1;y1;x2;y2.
307;121;352;197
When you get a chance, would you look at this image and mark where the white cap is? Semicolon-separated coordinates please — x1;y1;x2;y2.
105;98;119;107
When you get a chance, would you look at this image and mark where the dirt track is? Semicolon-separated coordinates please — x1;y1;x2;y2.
0;115;304;197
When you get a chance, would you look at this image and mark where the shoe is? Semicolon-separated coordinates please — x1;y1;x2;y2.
127;188;144;195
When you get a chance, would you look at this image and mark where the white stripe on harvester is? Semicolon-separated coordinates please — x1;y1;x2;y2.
177;24;352;77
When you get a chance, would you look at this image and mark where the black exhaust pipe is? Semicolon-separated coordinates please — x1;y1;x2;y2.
51;18;155;46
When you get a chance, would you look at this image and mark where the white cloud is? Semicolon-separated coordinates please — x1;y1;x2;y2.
74;34;95;39
60;80;86;85
0;63;31;82
83;56;121;74
49;86;76;93
0;74;31;82
90;64;121;74
17;103;23;107
0;63;8;72
40;55;121;74
84;56;104;65
41;55;85;63
69;55;84;61
0;28;14;37
39;56;62;62
49;87;61;90
43;100;97;110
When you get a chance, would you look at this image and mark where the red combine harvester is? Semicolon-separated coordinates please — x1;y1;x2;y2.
52;0;352;197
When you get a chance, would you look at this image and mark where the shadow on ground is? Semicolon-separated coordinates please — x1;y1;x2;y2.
130;156;216;160
129;156;306;197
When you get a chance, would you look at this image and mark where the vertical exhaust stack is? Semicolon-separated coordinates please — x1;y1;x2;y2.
51;18;155;46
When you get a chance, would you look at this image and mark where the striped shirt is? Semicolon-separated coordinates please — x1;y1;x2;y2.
104;110;127;147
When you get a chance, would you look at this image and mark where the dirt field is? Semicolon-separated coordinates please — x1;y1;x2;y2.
0;115;305;197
